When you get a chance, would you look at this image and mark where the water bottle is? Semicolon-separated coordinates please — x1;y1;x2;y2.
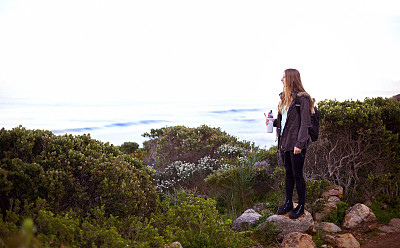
267;110;274;133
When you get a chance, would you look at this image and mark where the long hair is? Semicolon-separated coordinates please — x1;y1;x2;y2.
278;68;315;114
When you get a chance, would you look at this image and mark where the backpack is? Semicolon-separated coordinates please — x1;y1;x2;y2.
309;107;320;142
295;104;320;142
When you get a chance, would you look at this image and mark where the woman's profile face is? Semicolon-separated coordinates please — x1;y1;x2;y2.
281;72;286;86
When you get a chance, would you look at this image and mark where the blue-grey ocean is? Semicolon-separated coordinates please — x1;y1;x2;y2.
1;96;278;149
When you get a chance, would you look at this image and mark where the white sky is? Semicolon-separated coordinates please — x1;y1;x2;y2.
0;0;399;105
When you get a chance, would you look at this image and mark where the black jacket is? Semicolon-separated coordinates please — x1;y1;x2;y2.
273;92;312;152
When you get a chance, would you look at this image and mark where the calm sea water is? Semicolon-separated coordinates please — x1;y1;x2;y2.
1;96;278;149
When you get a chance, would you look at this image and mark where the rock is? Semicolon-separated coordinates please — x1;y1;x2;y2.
363;199;372;206
281;232;316;248
389;218;400;229
322;185;344;199
323;233;360;248
259;208;314;237
378;225;399;233
328;196;341;203
315;222;342;233
232;209;262;230
314;201;337;222
378;218;400;233
342;203;377;232
323;234;356;248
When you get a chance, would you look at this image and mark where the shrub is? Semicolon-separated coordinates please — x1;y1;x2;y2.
154;156;219;195
118;141;139;155
251;221;281;246
142;125;254;169
0;126;158;218
205;152;281;217
304;97;400;203
370;201;400;224
151;192;254;248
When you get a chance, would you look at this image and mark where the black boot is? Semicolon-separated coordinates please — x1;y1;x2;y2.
277;200;293;215
289;204;304;219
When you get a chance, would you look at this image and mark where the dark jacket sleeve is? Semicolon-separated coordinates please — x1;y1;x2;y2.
295;96;312;149
273;119;278;127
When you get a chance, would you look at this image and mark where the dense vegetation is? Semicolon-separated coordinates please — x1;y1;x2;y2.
1;96;399;247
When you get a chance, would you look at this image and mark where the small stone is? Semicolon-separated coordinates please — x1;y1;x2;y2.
389;218;400;229
328;196;341;203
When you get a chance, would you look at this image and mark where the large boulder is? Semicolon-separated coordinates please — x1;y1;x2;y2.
323;233;360;248
342;203;377;232
258;208;314;237
232;209;262;230
281;232;316;248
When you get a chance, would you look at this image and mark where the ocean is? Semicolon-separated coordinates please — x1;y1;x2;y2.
1;96;278;149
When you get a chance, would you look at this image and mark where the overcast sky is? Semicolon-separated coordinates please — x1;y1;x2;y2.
0;0;399;105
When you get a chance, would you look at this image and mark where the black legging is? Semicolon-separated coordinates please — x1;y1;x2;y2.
281;149;306;205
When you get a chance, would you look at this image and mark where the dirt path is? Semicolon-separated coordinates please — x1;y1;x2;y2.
360;231;400;248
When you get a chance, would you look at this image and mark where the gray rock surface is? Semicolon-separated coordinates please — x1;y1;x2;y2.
315;222;342;233
259;209;314;237
232;209;262;231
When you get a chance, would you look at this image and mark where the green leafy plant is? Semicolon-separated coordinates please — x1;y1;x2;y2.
321;201;349;226
0;126;158;218
251;221;281;246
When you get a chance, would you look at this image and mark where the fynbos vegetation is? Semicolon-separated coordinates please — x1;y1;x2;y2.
0;96;399;247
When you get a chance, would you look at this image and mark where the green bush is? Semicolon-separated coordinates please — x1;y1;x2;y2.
304;97;400;204
205;152;283;217
370;201;400;224
0;126;158;218
118;141;139;155
151;192;254;248
251;221;281;246
142;125;254;169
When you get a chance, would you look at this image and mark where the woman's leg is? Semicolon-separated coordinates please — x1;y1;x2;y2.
277;151;295;214
282;151;295;202
289;149;307;205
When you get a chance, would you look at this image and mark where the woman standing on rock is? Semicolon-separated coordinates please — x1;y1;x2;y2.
266;68;315;219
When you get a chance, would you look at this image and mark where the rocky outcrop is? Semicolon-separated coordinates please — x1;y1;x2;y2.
281;232;316;248
232;209;262;230
313;186;343;222
342;203;377;232
323;233;360;248
321;185;344;199
259;208;314;237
